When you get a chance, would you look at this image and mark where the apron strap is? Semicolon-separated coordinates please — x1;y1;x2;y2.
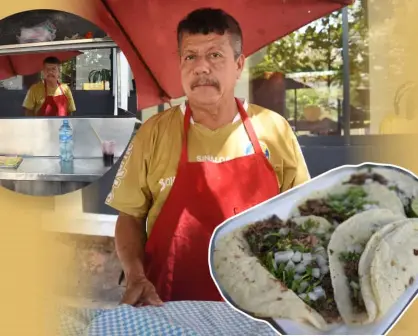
181;98;263;162
57;82;65;96
43;80;48;97
44;81;65;97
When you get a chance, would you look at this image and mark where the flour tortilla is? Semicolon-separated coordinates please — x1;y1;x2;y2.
327;209;406;325
366;219;418;319
291;183;406;220
358;218;417;322
212;216;337;331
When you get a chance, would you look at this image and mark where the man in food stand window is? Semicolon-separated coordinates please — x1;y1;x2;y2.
106;8;310;306
22;57;76;117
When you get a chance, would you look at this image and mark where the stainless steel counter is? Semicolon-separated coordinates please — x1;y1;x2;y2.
0;117;136;196
0;157;122;196
0;118;136;157
0;157;120;182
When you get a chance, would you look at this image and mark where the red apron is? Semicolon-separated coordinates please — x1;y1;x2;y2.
144;98;280;302
38;81;69;117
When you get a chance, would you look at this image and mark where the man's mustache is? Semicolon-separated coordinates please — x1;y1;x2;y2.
191;78;220;90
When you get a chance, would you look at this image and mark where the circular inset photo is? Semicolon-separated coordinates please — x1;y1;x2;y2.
0;9;138;196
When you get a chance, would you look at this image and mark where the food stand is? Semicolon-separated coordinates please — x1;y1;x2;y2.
0;37;138;196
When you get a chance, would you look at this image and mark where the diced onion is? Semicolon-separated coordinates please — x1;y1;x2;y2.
275;250;294;263
279;227;290;236
308;292;319;301
314;245;325;253
320;265;329;275
298;281;309;293
299;293;308;300
294;274;301;280
302;253;312;262
363;204;379;211
312;268;321;278
352;244;363;253
292;251;302;263
347;244;362;253
272;258;277;270
350;281;360;290
313;286;326;298
301;259;312;267
314;246;328;259
285;260;295;271
315;254;327;267
295;263;306;274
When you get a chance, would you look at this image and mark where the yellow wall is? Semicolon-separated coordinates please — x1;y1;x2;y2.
0;2;88;335
368;0;418;331
368;0;418;134
0;1;417;334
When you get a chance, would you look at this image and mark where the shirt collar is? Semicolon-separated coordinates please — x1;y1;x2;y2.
179;98;248;124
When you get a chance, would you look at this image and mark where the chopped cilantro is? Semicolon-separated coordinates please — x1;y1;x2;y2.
339;251;362;262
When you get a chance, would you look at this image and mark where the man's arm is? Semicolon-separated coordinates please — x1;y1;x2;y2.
106;117;164;305
290;131;311;187
278;120;311;192
22;86;36;116
65;86;76;113
105;117;157;278
115;213;147;281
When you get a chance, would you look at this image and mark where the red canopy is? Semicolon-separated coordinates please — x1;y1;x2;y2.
52;0;354;110
0;50;81;80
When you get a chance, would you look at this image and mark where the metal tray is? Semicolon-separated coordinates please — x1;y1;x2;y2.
209;162;418;335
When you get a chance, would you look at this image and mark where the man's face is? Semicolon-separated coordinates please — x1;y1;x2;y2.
179;32;245;106
43;63;59;82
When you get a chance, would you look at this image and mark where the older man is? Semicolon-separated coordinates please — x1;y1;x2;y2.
23;56;76;117
106;8;310;306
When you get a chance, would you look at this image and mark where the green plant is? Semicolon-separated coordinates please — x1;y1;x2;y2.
251;0;369;110
88;69;111;83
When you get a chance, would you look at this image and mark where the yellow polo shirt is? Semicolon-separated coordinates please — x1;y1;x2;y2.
22;81;76;115
106;100;310;235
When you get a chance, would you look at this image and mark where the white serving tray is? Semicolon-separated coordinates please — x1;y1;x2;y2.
209;162;418;335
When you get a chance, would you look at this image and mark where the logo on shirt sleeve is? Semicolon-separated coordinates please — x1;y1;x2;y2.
158;176;176;192
244;141;270;160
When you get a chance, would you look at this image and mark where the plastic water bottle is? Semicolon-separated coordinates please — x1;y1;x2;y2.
59;120;74;162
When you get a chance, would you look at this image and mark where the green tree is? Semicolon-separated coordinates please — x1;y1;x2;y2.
251;1;368;110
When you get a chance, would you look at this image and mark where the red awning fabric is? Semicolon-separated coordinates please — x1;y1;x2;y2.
97;0;353;109
22;0;353;110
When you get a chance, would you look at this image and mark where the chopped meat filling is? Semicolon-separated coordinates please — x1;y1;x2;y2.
243;215;341;323
310;275;341;323
339;251;365;314
243;215;286;256
298;199;346;223
298;186;370;224
345;172;388;186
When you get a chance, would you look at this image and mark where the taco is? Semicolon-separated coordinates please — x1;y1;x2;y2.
359;218;418;320
327;209;405;325
343;167;418;218
212;215;340;331
292;183;405;225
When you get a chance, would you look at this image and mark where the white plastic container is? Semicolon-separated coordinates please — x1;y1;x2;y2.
209;162;418;335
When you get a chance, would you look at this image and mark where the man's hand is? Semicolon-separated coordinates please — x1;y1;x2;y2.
120;275;164;307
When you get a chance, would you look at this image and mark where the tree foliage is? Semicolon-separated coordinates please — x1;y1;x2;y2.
251;1;368;108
